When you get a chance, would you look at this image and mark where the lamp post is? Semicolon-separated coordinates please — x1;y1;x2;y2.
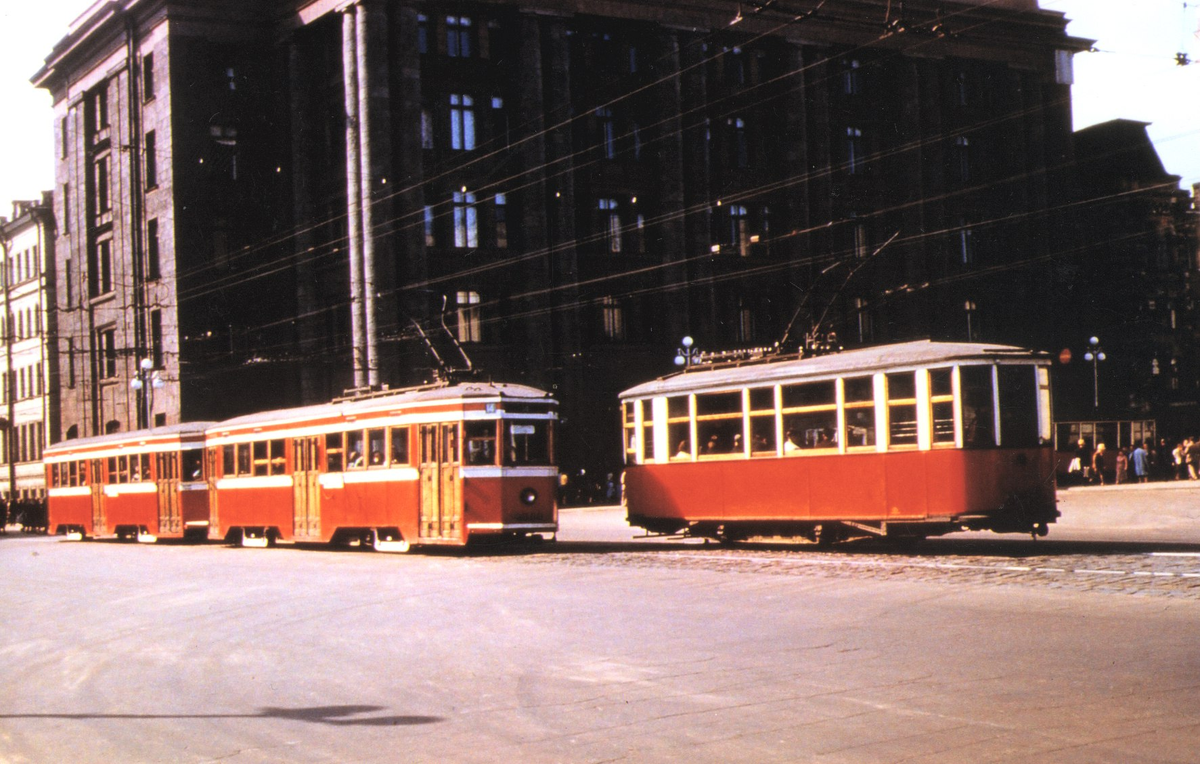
1083;336;1105;410
129;358;163;429
674;336;700;369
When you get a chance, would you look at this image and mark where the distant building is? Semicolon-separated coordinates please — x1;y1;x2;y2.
34;0;1091;469
1061;119;1199;431
0;195;59;500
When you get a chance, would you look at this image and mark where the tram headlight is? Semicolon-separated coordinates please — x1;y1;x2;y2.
520;488;538;505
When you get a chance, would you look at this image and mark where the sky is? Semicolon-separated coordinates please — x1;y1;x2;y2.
0;0;1198;219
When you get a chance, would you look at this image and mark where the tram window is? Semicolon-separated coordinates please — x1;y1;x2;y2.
269;440;287;475
68;461;77;487
223;445;235;476
139;453;151;481
504;420;551;465
390;427;410;465
623;402;638;463
236;443;251;475
749;387;777;456
465;421;497;465
696;392;744;456
641;401;655;463
366;429;386;466
182;450;203;480
998;366;1038;447
930;369;955;445
960;365;996;447
667;396;692;460
346;430;365;469
326;432;345;472
252;441;269;476
843;376;876;448
782;381;837;451
443;426;459;463
886;373;918;447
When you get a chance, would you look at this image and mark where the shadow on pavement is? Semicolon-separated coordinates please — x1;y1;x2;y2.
0;704;442;727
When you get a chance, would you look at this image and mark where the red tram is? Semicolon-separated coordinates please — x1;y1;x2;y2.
203;381;558;550
44;423;214;541
619;341;1058;543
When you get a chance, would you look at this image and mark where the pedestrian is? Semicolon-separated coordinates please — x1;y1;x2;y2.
1091;443;1107;485
1114;447;1128;484
1131;441;1150;483
1174;440;1187;480
1074;438;1092;484
1188;438;1200;480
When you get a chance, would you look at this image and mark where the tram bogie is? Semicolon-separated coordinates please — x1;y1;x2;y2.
620;341;1059;544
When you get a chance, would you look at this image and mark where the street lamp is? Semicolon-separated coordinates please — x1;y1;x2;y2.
1083;336;1105;410
130;357;164;429
674;336;700;369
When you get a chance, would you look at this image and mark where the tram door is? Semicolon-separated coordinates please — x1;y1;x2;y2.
418;423;462;541
292;436;322;540
89;459;106;535
156;453;181;535
205;448;221;539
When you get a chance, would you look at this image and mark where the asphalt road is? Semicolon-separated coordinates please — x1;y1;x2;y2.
2;484;1199;763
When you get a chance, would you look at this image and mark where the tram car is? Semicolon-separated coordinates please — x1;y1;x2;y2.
44;423;214;541
203;381;558;550
619;340;1058;543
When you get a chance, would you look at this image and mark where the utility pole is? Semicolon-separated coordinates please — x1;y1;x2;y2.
0;220;16;504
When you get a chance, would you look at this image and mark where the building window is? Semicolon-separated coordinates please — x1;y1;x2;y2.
596;108;615;159
955;70;969;106
729;205;750;256
89;87;108;133
417;14;429;55
61;183;70;234
150;309;163;369
143;53;155;100
732;117;748;168
421;109;434;149
601;296;625;341
455;290;481;343
95;155;110;213
60;117;69;158
853;297;873;343
845;127;863;174
844;59;861;95
953;135;970;183
853;219;870;259
97;327;117;379
449;94;475;150
959;224;974;265
89;238;113;297
67;338;76;389
452;191;478;248
446;16;472;58
144;131;157;188
491;96;508;145
147;218;161;280
494;194;508;248
634;214;646;254
424;206;436;247
598;199;621;253
737;302;755;343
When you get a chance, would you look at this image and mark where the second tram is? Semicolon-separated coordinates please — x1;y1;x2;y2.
204;381;558;549
619;341;1058;543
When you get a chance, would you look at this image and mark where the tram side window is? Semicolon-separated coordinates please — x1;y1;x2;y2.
390;426;410;465
504;420;550;465
182;450;203;480
71;460;81;486
236;443;251;475
782;381;837;451
886;373;918;447
326;432;344;472
998;365;1039;447
696;392;744;456
667;396;691;460
347;430;365;468
223;445;235;476
960;365;996;447
367;428;387;466
843;376;877;447
930;369;955;445
623;402;637;464
749;387;777;456
465;421;497;465
641;402;655;462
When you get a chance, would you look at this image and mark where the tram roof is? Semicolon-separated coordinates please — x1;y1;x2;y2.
44;422;217;455
209;381;555;432
620;340;1048;399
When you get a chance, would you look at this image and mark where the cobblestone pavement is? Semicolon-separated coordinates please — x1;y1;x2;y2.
497;537;1200;600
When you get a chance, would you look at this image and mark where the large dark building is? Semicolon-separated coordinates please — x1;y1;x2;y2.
35;0;1096;469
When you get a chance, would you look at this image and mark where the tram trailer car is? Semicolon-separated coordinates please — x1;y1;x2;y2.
45;423;215;541
619;341;1058;543
204;382;558;550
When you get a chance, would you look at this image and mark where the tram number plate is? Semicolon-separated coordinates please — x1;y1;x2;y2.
511;425;535;435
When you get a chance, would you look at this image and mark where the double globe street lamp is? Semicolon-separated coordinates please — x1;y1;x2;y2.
130;357;164;429
1083;336;1105;410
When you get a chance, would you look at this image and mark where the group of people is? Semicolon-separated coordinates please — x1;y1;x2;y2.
1071;437;1200;485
